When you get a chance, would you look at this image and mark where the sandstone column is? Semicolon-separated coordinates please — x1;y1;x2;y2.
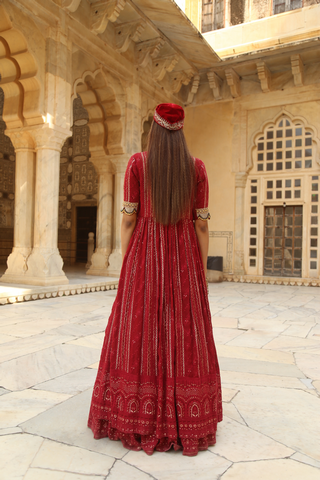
234;172;248;275
107;155;129;276
24;125;70;285
1;131;36;284
86;155;114;276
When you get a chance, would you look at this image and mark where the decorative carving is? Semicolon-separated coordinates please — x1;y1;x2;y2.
136;38;165;69
61;0;81;12
91;0;126;34
32;126;70;151
235;172;248;189
115;21;145;53
187;74;200;104
225;68;241;98
6;130;34;150
152;55;179;81
256;61;271;93
291;54;304;87
207;70;222;101
171;70;195;94
209;231;233;273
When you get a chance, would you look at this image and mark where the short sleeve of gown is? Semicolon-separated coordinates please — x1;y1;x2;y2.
121;155;140;215
194;159;211;221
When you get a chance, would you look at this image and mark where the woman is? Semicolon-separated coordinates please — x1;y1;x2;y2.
88;103;222;456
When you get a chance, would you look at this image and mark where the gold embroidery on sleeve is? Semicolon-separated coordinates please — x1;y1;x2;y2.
196;208;211;221
121;201;139;215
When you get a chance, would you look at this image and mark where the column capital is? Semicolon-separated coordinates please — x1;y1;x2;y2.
31;125;71;151
5;129;35;151
90;154;114;175
109;154;130;174
235;172;248;188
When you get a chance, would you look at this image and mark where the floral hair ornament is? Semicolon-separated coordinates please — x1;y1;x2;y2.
153;103;185;131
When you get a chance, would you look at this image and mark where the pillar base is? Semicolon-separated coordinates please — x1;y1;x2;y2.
0;273;69;286
2;247;31;279
86;248;111;276
23;247;69;285
106;251;122;277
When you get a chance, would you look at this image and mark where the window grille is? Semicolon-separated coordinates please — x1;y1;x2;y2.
273;0;302;15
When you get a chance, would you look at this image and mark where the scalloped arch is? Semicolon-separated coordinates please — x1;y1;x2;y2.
248;110;320;173
0;5;42;129
72;68;125;155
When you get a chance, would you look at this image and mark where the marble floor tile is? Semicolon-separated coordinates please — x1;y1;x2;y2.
0;427;22;436
217;344;294;364
50;323;103;337
282;323;315;338
221;402;245;425
0;333;17;344
0;344;100;391
0;319;68;338
124;449;231;480
88;362;99;369
232;385;320;460
264;335;320;352
221;458;320;480
219;357;304;377
31;439;114;475
211;317;238;328
0;434;44;480
0;389;71;428
33;368;97;395
221;371;307;389
24;468;105;480
291;452;320;469
108;460;152;479
212;417;293;462
0;333;75;363
294;353;320;380
66;332;105;350
313;380;320;394
21;389;128;459
226;330;276;348
238;318;288;333
212;327;244;344
222;387;239;402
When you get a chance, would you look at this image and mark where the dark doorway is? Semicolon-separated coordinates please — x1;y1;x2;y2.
264;205;303;277
76;206;97;263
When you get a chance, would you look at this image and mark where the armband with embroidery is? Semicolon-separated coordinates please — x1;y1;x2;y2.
121;201;139;215
196;207;211;221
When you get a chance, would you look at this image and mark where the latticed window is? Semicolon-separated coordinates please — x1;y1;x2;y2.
273;0;303;14
202;0;225;32
254;117;314;174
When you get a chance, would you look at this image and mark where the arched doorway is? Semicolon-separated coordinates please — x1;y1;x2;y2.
58;95;98;267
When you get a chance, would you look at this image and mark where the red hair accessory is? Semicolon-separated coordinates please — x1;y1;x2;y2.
154;103;185;131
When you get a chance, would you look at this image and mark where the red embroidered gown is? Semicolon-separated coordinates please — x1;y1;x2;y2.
88;153;222;456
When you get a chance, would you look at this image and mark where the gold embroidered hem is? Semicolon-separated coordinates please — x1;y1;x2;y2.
196;208;211;221
121;201;139;215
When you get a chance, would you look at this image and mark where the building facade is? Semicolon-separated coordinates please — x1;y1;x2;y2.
0;0;320;286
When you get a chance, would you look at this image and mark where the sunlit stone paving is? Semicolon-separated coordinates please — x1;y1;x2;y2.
0;282;320;479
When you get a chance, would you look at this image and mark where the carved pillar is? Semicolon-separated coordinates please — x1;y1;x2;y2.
234;172;248;275
86;155;114;276
107;155;129;276
24;125;70;285
1;131;36;284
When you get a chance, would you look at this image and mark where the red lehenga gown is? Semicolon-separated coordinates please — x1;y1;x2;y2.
88;152;222;456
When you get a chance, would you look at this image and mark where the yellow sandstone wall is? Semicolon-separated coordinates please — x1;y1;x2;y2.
185;102;235;266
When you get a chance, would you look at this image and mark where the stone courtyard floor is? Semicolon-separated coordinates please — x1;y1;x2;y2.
0;282;320;479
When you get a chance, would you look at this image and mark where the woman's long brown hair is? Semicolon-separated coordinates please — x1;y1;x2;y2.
147;121;196;225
